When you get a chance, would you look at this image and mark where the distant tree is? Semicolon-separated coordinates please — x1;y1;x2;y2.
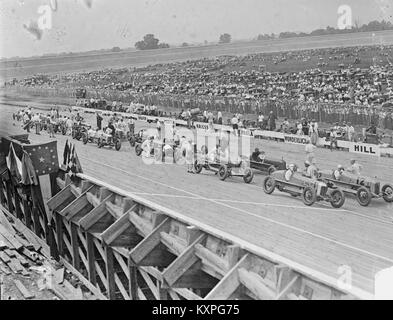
219;33;231;44
158;43;170;49
257;34;272;41
135;34;167;50
182;42;189;47
204;40;208;45
112;46;121;52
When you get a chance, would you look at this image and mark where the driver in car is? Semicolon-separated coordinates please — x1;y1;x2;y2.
334;164;345;180
285;164;297;181
251;148;265;162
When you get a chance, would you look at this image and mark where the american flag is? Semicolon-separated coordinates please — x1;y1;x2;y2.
23;141;59;176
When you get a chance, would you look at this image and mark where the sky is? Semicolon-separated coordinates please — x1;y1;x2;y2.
0;0;392;58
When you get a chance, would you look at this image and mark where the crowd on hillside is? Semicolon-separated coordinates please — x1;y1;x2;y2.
5;45;393;130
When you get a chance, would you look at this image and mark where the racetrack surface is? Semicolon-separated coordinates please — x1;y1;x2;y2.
2;30;393;81
1;103;393;296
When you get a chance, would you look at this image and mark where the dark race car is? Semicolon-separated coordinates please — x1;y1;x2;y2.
262;170;345;208
250;156;287;175
194;152;254;184
318;170;393;206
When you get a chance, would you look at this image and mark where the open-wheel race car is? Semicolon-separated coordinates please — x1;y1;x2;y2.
250;156;287;175
194;149;254;183
82;128;100;145
262;170;346;208
71;122;89;141
97;132;122;151
317;170;393;206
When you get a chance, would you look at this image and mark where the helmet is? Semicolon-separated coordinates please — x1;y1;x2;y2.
304;160;310;166
288;164;295;171
337;164;344;171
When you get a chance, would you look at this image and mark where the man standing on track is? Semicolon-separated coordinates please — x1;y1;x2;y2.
96;112;103;130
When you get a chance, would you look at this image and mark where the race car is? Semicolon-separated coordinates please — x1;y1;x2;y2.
317;170;393;206
97;132;121;151
129;128;149;147
194;150;254;183
262;170;346;208
250;156;287;175
71;122;89;141
82;128;100;145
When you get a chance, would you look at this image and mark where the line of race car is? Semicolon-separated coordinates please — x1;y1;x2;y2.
71;120;393;210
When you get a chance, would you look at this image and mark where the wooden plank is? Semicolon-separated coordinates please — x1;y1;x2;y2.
86;233;97;286
275;275;300;300
160;232;186;256
0;252;11;264
172;288;202;300
114;273;130;300
0;210;15;234
0;224;22;250
101;212;131;246
13;251;29;267
105;245;116;299
128;260;138;300
163;234;206;286
4;249;15;258
59;257;107;300
14;280;34;299
128;211;153;237
140;269;159;300
195;244;229;273
0;264;11;275
78;194;114;230
9;258;24;273
238;268;276;300
70;223;80;269
47;185;72;211
129;218;171;264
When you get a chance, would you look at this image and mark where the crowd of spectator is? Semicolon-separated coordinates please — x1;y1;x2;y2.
6;45;393;130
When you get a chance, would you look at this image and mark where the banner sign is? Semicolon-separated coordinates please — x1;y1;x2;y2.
349;143;381;157
283;134;311;145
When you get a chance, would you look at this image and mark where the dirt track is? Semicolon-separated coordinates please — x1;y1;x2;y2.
1;103;393;296
2;30;393;80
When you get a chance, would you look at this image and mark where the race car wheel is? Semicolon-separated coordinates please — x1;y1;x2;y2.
82;133;88;144
194;161;203;174
356;186;372;207
135;145;142;156
382;184;393;203
302;187;316;206
243;168;254;184
218;165;228;181
115;141;121;151
267;165;276;175
129;137;136;147
62;127;67;135
97;139;103;148
263;176;276;194
72;130;76;139
330;189;345;208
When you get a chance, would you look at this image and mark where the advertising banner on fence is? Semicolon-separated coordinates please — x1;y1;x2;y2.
283;134;311;145
349;142;381;157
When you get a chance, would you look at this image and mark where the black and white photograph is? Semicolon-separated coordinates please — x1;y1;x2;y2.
0;0;393;306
